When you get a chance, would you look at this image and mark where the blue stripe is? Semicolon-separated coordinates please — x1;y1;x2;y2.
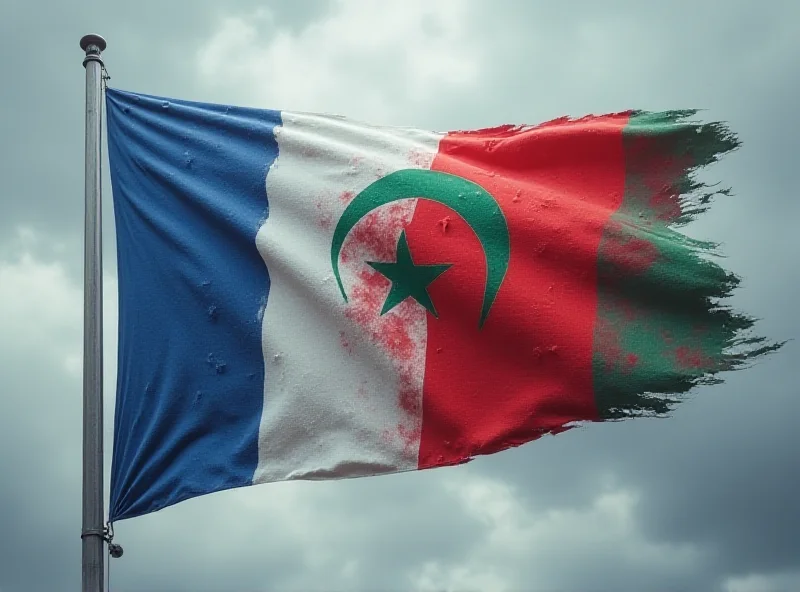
106;88;281;521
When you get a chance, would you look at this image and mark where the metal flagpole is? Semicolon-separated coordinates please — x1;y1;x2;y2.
80;33;107;592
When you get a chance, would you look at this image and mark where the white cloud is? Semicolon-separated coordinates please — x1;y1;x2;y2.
0;227;118;377
109;464;710;592
0;226;119;485
196;0;481;123
410;471;705;591
111;472;461;591
723;571;800;592
0;230;82;365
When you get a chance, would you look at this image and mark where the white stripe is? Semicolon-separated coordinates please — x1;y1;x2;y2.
254;111;443;483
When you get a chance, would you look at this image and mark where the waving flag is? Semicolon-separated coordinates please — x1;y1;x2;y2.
106;88;778;521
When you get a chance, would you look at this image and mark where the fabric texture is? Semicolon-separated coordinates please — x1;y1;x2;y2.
106;89;779;522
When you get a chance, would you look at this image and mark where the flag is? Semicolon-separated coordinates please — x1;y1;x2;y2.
105;88;779;521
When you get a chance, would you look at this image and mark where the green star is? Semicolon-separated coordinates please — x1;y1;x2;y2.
367;231;452;317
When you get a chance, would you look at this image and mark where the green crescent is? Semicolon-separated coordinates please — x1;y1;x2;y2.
331;169;510;328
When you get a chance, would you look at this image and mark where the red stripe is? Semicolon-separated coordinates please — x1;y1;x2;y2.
405;114;631;469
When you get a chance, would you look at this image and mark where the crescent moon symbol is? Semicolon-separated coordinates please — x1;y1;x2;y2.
330;169;510;328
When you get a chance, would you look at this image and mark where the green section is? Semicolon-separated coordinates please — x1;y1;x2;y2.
367;231;452;317
331;169;510;328
593;111;783;419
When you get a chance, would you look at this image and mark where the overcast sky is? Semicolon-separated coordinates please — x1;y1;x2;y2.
1;1;798;591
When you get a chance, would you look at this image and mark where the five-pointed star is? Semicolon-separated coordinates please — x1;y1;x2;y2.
367;231;452;317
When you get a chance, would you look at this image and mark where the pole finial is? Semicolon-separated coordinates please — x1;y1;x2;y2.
80;34;107;53
80;34;106;69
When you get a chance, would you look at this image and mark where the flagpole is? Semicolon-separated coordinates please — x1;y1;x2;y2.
80;33;107;592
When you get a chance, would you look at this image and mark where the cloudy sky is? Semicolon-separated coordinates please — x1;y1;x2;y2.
1;0;798;590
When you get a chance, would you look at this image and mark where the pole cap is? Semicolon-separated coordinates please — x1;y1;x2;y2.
80;34;107;53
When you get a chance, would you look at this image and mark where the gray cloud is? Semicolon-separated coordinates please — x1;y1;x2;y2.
0;0;797;591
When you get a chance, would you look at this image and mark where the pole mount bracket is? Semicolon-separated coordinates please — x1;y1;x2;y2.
80;524;124;559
